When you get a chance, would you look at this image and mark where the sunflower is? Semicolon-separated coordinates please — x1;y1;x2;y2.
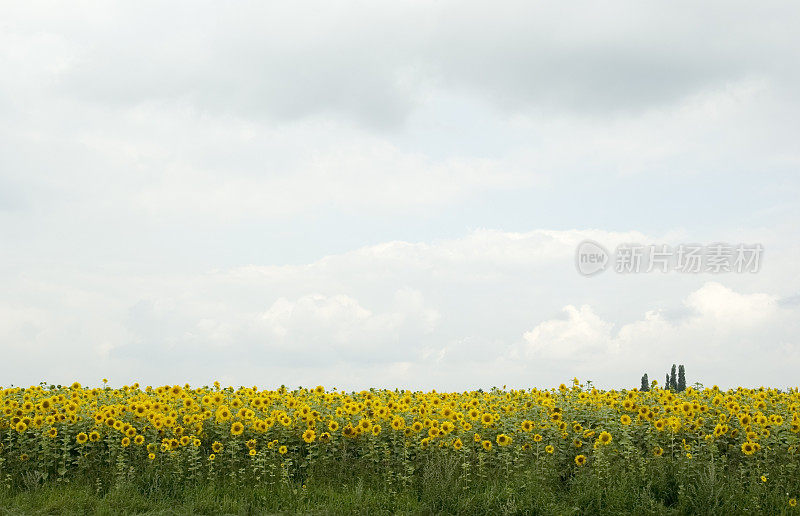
217;407;232;422
230;422;244;436
620;415;631;425
212;441;223;453
481;440;492;451
574;454;587;466
302;429;316;443
598;431;612;445
545;445;554;454
76;432;88;444
533;433;543;442
278;445;288;455
653;446;664;457
453;438;463;450
741;441;757;455
496;434;512;446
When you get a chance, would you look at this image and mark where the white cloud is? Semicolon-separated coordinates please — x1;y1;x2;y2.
684;282;777;327
1;3;800;391
514;281;800;387
1;229;798;389
522;305;614;360
256;291;437;357
131;136;535;218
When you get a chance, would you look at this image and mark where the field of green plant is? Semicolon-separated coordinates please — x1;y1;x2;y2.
2;380;800;514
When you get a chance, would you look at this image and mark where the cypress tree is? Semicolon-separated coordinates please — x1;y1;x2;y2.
669;364;677;391
666;373;670;389
678;365;686;392
640;374;649;392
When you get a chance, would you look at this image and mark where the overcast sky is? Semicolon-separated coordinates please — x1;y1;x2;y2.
1;1;799;390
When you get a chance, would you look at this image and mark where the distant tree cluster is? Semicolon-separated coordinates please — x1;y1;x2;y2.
640;373;649;392
641;364;686;392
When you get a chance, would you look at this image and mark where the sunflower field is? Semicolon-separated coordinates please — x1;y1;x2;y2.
2;379;800;514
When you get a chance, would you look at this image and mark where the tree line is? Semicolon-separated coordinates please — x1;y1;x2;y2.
639;364;685;392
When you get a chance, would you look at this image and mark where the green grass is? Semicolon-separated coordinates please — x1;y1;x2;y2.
0;463;797;515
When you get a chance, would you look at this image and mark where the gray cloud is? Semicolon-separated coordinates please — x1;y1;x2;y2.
2;2;800;390
6;2;799;128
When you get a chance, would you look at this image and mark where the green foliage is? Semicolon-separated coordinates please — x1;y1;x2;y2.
678;365;687;393
1;381;798;514
670;364;678;391
0;461;798;515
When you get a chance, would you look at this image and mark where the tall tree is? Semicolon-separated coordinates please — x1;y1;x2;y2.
669;364;677;391
678;365;686;392
666;373;670;389
640;374;649;392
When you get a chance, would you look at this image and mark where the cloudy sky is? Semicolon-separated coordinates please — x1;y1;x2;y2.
2;1;799;390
